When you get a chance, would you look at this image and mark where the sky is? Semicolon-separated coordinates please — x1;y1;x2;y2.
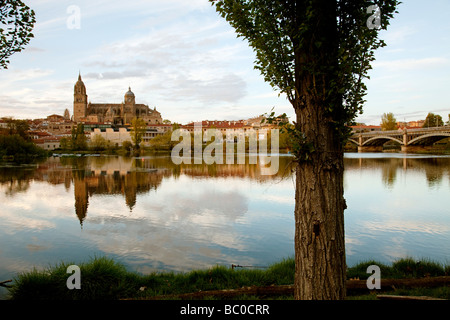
0;0;449;125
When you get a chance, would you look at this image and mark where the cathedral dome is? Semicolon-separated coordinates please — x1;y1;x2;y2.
125;87;135;97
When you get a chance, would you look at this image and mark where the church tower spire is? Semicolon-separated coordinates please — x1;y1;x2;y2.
73;72;88;122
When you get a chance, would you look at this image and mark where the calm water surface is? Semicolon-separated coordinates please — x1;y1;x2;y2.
0;153;449;298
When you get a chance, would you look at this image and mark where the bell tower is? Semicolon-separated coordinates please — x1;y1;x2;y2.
73;73;88;122
122;87;136;124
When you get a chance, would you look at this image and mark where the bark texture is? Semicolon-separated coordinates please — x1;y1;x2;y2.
294;107;347;300
292;0;346;300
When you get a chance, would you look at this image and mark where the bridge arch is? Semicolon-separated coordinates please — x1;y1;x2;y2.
347;138;360;146
362;135;403;146
408;133;450;146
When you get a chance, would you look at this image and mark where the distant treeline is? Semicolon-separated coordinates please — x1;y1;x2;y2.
0;118;49;162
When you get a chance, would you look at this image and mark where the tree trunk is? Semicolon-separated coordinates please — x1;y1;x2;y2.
291;0;346;300
294;105;347;300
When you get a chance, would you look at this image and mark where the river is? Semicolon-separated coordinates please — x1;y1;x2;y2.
0;153;449;298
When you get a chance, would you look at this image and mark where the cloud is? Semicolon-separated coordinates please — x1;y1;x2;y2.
372;57;449;71
80;186;251;271
382;25;417;45
22;47;46;53
9;1;448;125
159;73;247;104
0;68;54;82
78;11;251;107
0;0;280;122
84;69;148;80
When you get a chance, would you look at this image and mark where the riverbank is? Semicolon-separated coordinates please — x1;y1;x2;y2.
50;144;294;157
0;134;50;163
4;256;449;300
343;145;450;154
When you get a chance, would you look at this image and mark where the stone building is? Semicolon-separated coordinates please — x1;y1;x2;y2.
73;73;162;125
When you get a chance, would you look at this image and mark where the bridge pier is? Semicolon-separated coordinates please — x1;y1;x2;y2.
401;145;433;153
358;146;383;152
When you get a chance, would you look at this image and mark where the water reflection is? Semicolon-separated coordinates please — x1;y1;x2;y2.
0;153;449;299
1;155;294;227
344;154;450;188
343;153;450;266
1;154;448;230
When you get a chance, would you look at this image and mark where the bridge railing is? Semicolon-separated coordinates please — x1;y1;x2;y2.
352;125;450;136
354;129;401;136
406;125;450;132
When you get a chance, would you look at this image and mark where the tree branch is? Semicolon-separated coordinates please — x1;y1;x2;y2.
0;280;12;288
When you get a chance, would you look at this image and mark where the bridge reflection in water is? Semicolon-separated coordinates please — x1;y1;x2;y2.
344;153;450;188
348;126;450;152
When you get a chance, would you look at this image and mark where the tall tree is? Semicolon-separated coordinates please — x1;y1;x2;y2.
130;117;147;148
0;0;36;69
423;112;443;128
71;123;87;151
4;117;30;140
211;0;399;299
381;112;397;131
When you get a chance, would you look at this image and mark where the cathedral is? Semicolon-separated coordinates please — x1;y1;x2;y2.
73;73;162;125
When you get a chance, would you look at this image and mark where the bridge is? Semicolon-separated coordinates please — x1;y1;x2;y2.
348;126;450;152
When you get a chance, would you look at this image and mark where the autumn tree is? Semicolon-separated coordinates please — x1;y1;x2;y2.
90;134;110;151
381;112;397;131
211;0;399;300
4;117;30;140
59;137;71;150
122;140;133;153
423;112;444;128
149;124;181;151
130;117;147;148
0;0;36;69
71;123;87;151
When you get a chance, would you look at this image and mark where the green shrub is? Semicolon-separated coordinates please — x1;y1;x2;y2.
392;257;446;278
0;134;48;161
347;260;393;279
9;257;141;300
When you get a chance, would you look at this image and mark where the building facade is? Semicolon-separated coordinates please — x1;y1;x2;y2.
73;73;162;125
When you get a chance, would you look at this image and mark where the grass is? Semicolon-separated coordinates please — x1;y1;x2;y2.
348;257;450;279
346;257;450;300
7;257;142;300
6;256;450;300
